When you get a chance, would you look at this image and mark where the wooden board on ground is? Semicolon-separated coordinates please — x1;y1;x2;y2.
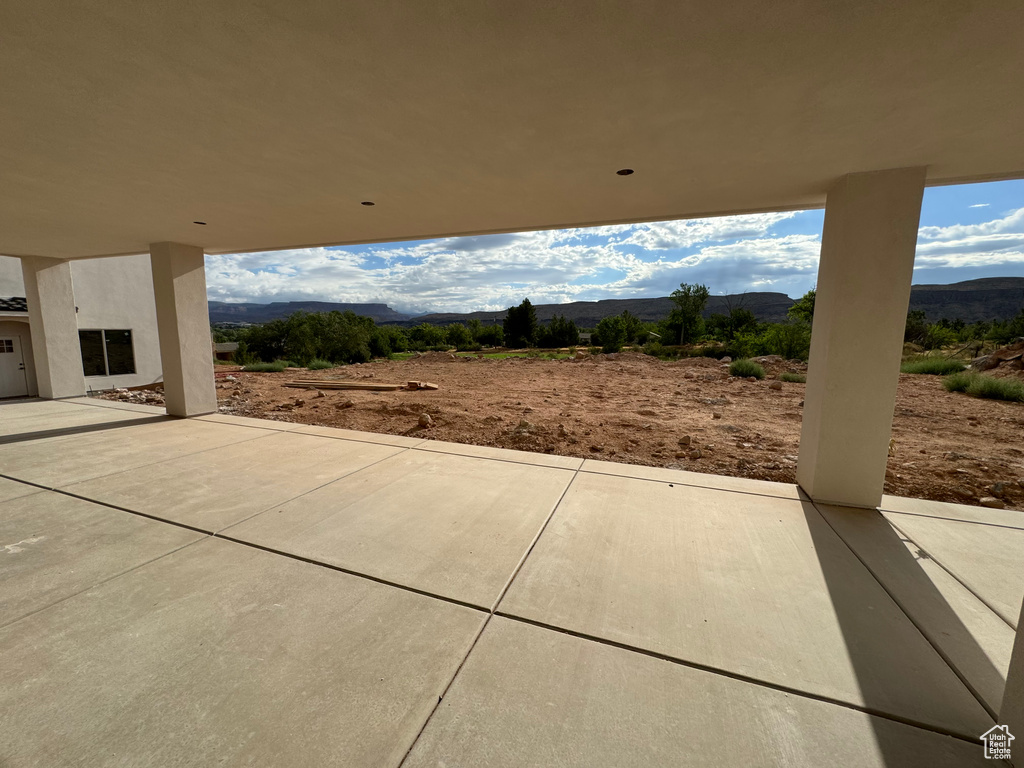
284;381;404;391
284;380;439;392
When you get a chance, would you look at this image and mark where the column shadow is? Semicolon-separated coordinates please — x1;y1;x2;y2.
804;501;1010;765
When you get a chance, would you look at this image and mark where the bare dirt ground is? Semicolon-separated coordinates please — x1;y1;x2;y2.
175;351;1024;511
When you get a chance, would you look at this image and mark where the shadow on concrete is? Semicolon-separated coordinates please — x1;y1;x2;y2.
805;502;1002;765
0;415;170;446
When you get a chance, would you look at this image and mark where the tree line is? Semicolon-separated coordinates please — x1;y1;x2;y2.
213;283;1023;367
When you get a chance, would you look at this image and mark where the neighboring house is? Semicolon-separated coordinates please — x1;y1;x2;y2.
213;342;239;362
0;255;162;398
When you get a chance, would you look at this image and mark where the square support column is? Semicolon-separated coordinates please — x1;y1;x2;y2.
797;167;926;508
150;242;216;417
21;257;86;399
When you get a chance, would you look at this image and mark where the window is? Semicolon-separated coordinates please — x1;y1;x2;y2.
0;339;13;353
79;329;136;376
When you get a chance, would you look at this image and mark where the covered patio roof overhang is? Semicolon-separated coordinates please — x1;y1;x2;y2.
1;2;1023;763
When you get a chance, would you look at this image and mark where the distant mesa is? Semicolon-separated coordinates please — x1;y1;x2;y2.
207;301;411;324
208;278;1024;327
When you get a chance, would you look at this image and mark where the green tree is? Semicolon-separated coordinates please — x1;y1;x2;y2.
445;323;475;351
904;309;928;344
476;324;504;347
503;298;538;348
537;314;580;348
407;323;448;350
788;289;816;324
595;315;626;353
667;283;710;343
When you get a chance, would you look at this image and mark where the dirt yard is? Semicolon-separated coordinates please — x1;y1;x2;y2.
113;351;1024;510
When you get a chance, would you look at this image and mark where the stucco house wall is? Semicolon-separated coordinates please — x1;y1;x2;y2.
0;254;163;393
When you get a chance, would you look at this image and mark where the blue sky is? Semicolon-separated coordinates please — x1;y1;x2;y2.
206;179;1024;314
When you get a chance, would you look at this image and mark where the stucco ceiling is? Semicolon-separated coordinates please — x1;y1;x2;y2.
2;1;1023;259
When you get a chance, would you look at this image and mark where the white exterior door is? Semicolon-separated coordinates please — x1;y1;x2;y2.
0;336;30;398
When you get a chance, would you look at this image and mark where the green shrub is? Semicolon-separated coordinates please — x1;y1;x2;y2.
779;372;806;383
729;359;766;379
942;371;974;393
242;361;286;373
900;357;966;375
274;359;299;368
307;358;334;370
943;371;1024;402
965;375;1024;402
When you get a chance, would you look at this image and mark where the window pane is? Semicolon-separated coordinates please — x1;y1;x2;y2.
79;331;106;376
103;330;136;376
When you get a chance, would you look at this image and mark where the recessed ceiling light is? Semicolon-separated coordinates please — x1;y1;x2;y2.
193;221;207;225
361;201;375;206
616;169;634;176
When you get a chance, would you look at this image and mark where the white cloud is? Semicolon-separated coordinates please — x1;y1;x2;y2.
969;203;990;208
205;206;1024;313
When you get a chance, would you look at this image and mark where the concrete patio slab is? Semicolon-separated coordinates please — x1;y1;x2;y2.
881;494;1024;530
0;537;484;768
499;472;993;738
818;504;1014;715
0;403;159;439
581;457;804;500
885;512;1024;629
0;491;202;626
416;438;584;470
404;617;989;768
60;431;406;532
0;477;43;504
0;398;93;419
65;397;166;415
293;423;426;448
224;450;576;608
196;412;306;431
0;418;266;488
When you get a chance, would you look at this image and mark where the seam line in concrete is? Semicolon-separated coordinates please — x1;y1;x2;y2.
396;464;585;768
4;428;275;492
578;466;802;502
0;537;208;632
212;443;419;535
493;610;985;747
411;442;583;472
881;507;1024;533
885;516;1018;633
210;534;488;613
810;500;1000;722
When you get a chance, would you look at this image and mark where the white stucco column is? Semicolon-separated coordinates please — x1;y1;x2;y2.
797;167;926;508
150;242;216;417
21;257;86;399
1002;601;1024;764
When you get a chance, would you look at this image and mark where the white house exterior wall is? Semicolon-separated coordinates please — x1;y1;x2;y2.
0;254;163;392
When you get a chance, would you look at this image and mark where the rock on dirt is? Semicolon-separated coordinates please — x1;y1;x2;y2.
979;496;1006;509
418;413;433;428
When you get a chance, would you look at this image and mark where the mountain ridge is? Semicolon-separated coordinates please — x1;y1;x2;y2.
208;277;1024;327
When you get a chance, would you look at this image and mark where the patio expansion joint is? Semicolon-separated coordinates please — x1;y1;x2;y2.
809;498;1002;723
578;466;805;503
882;507;1024;533
884;515;1019;633
0;536;208;632
396;463;586;768
1;424;279;492
210;441;421;535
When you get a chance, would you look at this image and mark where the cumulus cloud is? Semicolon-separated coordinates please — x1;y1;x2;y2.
206;205;1024;312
